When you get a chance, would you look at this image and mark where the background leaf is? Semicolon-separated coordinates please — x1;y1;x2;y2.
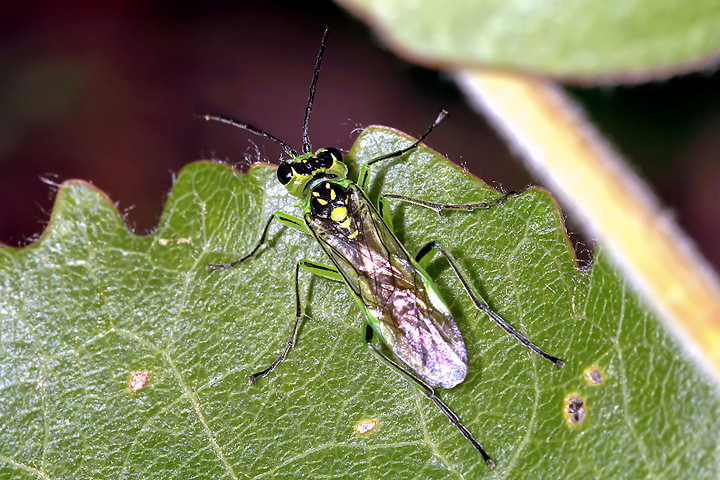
2;127;719;478
338;0;720;81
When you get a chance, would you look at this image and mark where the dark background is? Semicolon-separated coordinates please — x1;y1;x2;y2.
1;1;719;271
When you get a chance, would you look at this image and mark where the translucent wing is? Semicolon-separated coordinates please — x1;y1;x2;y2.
306;183;467;388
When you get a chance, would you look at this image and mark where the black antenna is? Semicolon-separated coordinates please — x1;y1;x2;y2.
302;28;329;154
201;29;330;160
200;114;299;158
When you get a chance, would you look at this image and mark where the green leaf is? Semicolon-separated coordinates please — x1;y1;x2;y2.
337;0;720;81
2;127;719;478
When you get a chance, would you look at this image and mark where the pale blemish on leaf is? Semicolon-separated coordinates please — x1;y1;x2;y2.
355;418;379;435
128;371;150;392
158;237;192;246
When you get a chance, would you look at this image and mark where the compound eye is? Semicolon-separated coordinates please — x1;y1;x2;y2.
277;163;294;185
316;148;341;168
327;148;342;163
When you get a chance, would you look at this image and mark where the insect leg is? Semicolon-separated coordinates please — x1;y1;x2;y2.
249;260;342;384
377;195;394;230
416;242;565;369
249;262;306;384
299;259;343;282
384;188;527;215
377;188;522;233
358;111;448;191
207;212;309;271
365;325;495;468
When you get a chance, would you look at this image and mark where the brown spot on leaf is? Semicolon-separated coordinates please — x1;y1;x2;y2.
584;365;605;385
564;395;586;425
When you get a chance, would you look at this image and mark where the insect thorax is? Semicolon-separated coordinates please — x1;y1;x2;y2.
307;179;359;238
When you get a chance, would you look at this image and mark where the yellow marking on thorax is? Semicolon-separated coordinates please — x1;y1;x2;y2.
331;206;348;222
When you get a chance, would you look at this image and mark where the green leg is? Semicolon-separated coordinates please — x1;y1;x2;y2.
207;211;309;272
364;324;495;468
416;242;565;369
384;188;527;215
248;259;342;384
299;259;344;282
377;196;394;230
358;111;448;191
248;262;304;384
